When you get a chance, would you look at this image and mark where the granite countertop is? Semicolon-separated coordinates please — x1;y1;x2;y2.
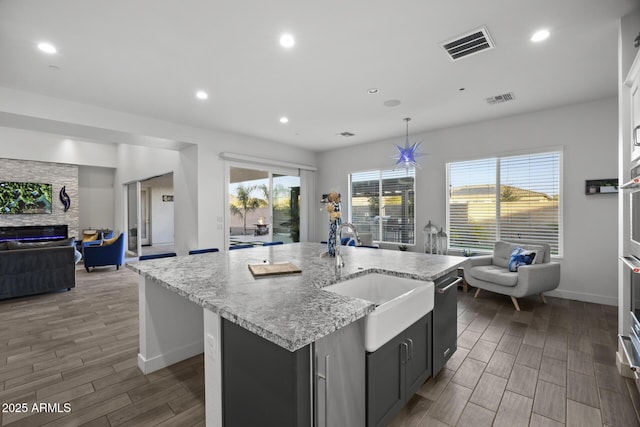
127;242;465;352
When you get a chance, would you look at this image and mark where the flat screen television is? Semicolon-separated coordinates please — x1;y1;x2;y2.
0;181;52;214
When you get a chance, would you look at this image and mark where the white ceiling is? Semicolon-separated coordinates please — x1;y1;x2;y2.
0;0;636;152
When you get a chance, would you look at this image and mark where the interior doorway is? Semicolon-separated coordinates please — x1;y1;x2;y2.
125;172;174;257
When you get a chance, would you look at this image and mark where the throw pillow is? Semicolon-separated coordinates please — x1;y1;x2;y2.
508;247;537;272
82;232;99;242
74;248;82;263
101;234;119;246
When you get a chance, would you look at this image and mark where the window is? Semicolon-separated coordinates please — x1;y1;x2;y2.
447;151;562;255
350;168;415;244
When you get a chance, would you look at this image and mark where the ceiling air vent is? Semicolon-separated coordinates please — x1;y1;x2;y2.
441;26;495;61
485;92;515;105
339;132;355;137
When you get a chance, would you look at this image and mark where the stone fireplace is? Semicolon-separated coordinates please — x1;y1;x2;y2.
0;158;79;239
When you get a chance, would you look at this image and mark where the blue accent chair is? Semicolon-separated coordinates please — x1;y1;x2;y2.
189;248;220;255
229;244;253;250
262;241;284;246
139;252;177;260
83;233;126;272
81;230;114;247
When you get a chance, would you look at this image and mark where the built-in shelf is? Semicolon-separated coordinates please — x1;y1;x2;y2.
585;179;618;194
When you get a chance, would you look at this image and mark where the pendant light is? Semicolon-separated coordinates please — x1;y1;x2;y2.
394;118;423;170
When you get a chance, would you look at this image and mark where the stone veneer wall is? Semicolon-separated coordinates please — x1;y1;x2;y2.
0;158;79;239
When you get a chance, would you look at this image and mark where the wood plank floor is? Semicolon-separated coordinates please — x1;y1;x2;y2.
0;266;204;427
390;289;640;427
1;267;638;426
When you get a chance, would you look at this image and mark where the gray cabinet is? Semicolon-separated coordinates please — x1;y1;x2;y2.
433;272;459;376
222;320;311;427
314;318;365;427
222;318;365;427
366;313;432;427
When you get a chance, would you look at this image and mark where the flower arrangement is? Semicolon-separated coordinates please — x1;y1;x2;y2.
324;191;342;256
325;191;342;223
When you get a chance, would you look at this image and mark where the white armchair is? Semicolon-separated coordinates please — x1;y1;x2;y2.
464;241;560;311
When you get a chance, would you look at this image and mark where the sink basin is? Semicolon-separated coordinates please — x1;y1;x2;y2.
323;274;434;352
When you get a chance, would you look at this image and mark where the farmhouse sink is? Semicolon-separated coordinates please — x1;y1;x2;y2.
323;274;434;352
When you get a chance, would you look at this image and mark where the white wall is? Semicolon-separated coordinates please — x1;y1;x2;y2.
78;166;115;232
0;126;118;237
113;144;180;249
0;88;319;254
318;97;618;305
194;140;317;251
0;126;118;168
148;184;174;244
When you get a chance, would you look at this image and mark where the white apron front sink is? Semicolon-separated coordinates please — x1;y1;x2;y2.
323;274;434;352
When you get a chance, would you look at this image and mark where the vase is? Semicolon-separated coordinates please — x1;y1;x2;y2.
327;219;340;256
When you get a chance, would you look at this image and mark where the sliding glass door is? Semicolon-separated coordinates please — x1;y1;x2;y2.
272;174;301;242
228;166;300;247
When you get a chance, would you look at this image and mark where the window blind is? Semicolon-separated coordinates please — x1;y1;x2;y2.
447;151;561;255
350;168;415;244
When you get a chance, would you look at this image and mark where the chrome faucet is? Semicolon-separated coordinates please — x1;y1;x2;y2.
334;223;361;269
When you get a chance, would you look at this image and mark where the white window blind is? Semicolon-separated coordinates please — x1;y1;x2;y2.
447;151;561;255
350;168;415;244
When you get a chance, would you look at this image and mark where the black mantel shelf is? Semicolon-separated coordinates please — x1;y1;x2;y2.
0;225;68;242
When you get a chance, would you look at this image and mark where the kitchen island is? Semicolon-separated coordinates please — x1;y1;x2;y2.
128;242;465;427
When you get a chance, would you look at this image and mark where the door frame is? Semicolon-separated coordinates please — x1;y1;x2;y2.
140;186;151;246
225;161;300;250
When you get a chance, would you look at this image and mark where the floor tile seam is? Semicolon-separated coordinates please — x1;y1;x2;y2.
124;381;191;408
596;381;636;404
565;395;602;413
532;379;569;424
467;386;503;414
106;401;177;427
409;410;429;427
49;370;117;400
565;396;607;426
566;365;596;376
54;392;134;427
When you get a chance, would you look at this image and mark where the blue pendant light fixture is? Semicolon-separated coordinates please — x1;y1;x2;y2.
394;117;423;170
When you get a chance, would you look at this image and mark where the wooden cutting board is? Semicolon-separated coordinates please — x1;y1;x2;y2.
248;262;302;277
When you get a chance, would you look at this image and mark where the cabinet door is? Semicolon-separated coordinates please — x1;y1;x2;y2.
222;320;311;427
366;333;406;427
433;274;458;376
405;313;432;397
315;319;365;427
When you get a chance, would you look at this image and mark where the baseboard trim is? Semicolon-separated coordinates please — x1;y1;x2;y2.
545;289;617;306
138;340;204;374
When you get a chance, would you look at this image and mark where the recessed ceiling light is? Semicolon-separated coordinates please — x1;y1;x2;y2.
279;116;289;124
37;42;57;54
531;29;550;42
279;33;295;48
367;88;379;94
196;91;208;100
